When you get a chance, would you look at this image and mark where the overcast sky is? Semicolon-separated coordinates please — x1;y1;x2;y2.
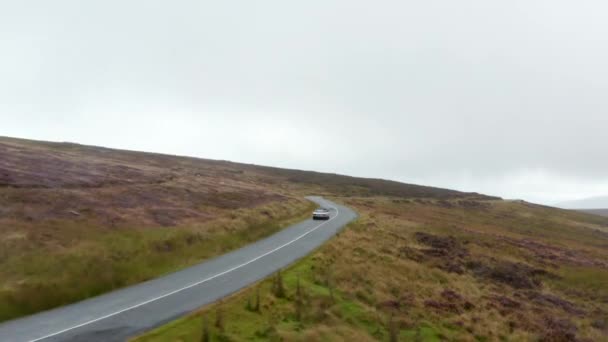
2;1;607;205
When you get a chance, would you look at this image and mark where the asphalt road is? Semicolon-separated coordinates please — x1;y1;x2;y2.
0;197;357;342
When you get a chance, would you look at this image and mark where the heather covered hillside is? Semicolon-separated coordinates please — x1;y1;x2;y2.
0;136;484;322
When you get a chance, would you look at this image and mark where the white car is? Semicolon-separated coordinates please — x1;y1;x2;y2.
312;208;330;220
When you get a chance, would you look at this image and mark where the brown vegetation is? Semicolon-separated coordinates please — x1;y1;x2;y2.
5;136;608;341
0;137;314;321
0;136;488;322
136;196;608;341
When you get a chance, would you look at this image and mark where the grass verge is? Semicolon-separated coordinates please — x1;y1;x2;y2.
134;196;608;341
0;199;316;322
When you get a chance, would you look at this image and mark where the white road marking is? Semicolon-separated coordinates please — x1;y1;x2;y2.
29;205;341;342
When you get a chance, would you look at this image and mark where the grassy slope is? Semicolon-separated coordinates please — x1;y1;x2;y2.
0;137;311;321
0;136;480;322
136;197;608;342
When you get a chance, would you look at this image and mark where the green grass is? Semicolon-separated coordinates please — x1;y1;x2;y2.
548;266;608;301
134;251;383;342
136;230;464;341
135;196;608;342
0;199;316;322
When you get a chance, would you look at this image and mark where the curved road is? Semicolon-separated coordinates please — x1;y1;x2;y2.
0;197;357;342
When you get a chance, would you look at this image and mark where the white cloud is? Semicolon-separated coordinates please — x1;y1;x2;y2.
2;0;608;205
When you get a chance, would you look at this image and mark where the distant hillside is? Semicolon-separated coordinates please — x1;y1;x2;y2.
0;137;496;207
579;208;608;217
556;196;608;209
0;136;493;322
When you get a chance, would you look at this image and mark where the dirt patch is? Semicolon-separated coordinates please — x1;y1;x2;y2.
413;232;468;274
441;289;463;302
415;232;459;250
591;317;608;332
540;317;579;342
414;232;468;258
424;299;461;313
491;295;521;309
486;295;522;316
505;238;608;269
466;259;548;289
424;289;475;314
397;246;426;262
376;293;418;315
519;291;584;315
